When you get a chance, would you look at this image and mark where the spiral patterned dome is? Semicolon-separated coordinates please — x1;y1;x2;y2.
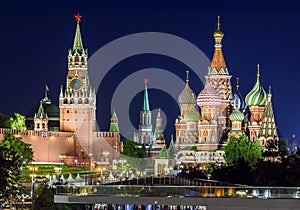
229;109;244;121
178;83;195;104
178;71;195;104
197;80;222;107
245;66;267;106
184;105;200;122
232;92;247;110
232;78;247;111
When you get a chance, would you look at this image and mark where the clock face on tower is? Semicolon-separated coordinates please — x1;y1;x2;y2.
70;78;83;91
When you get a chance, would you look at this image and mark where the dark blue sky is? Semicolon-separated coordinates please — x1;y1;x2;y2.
0;0;299;142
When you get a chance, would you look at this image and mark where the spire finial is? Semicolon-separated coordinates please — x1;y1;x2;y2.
268;85;272;94
257;64;260;78
217;15;221;30
213;15;224;38
75;13;82;22
236;77;239;90
186;70;189;84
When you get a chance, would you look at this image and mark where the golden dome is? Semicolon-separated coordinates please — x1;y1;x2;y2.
213;16;224;38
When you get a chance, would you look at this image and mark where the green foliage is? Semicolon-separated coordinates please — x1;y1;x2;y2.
34;183;84;210
279;138;289;156
9;113;27;130
224;134;263;169
205;163;216;175
0;131;33;201
121;140;150;171
0;113;10;128
122;140;146;158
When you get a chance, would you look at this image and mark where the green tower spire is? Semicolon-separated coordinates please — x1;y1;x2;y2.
143;78;150;111
73;13;84;52
109;110;119;132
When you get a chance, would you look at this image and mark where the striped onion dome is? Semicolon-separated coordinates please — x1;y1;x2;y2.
245;65;267;107
197;80;222;107
178;71;195;104
184;105;200;122
229;109;244;121
232;78;247;111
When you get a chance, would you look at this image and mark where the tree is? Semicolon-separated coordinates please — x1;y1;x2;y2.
34;183;73;210
121;140;147;171
122;140;146;158
9;113;27;130
0;131;33;201
0;113;10;128
279;138;289;156
224;134;263;169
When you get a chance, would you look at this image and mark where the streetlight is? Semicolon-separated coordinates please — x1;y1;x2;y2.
29;165;38;210
81;150;87;185
119;158;126;177
20;160;26;210
97;167;105;184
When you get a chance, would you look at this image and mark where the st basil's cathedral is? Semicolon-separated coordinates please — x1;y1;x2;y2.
173;16;279;167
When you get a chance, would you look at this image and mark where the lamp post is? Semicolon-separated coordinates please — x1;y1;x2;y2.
81;150;87;185
30;165;38;210
97;167;106;184
20;160;26;210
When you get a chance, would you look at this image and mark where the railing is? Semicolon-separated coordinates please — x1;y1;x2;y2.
56;185;300;199
0;128;74;138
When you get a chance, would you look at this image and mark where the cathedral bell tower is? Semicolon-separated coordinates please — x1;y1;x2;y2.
59;14;96;153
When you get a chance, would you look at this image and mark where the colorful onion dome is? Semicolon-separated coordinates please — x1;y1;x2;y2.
245;64;267;107
197;80;222;107
178;70;195;104
232;77;247;111
213;16;224;38
229;109;244;121
184;105;200;122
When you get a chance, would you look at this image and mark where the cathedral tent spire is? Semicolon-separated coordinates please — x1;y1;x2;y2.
143;78;150;111
209;15;228;75
73;13;84;52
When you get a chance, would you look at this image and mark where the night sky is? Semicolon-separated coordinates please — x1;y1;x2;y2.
0;0;299;143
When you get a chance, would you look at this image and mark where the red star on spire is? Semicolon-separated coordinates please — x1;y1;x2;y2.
144;78;149;84
75;13;82;22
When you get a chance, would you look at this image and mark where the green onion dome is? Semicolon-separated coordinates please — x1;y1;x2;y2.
184;106;200;122
245;65;267;107
229;109;244;121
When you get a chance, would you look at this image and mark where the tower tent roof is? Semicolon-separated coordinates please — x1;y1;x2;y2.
209;16;228;76
73;13;84;52
36;100;47;118
143;78;150;111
